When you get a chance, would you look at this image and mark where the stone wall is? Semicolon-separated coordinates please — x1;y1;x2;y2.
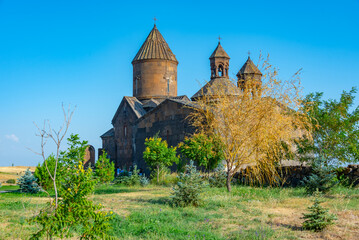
235;164;359;187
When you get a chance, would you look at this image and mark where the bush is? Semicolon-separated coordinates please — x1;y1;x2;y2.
143;135;179;184
94;151;115;183
115;165;141;186
149;165;178;185
140;175;150;186
302;191;336;231
209;163;227;188
171;161;204;207
302;158;337;194
6;179;16;184
34;155;62;190
17;168;40;194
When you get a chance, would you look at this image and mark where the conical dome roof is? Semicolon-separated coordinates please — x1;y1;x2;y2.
132;25;177;63
209;42;230;59
237;56;262;75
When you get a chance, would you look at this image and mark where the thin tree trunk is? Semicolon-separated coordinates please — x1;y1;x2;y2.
226;172;232;192
157;165;160;184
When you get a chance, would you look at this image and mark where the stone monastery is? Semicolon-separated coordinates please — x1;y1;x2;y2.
99;24;262;171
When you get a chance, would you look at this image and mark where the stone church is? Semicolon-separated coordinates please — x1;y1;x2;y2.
99;24;262;171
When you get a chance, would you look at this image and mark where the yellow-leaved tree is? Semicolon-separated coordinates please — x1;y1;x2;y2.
188;56;312;192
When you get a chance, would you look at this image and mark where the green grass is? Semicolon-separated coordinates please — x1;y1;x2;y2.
0;184;358;239
0;185;19;191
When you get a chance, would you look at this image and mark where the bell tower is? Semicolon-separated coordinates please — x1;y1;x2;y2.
236;56;262;91
209;39;230;79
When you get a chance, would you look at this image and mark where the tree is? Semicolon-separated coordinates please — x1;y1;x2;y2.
171;160;204;207
30;134;113;239
32;104;74;207
302;191;336;231
179;132;224;174
296;88;359;165
302;158;338;195
17;168;40;194
143;136;179;184
188;57;311;192
94;151;115;183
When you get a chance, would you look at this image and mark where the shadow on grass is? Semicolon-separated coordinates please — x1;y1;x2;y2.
275;222;303;231
135;196;170;206
94;186;141;195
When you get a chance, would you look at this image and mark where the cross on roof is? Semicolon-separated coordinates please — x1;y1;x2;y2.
248;51;251;57
153;17;157;25
218;35;221;43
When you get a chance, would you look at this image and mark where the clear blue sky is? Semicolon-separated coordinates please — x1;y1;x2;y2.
1;0;358;166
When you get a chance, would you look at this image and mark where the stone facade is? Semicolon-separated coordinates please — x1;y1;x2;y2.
100;25;260;172
84;145;95;169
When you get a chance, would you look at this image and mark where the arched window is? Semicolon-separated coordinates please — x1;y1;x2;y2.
218;65;224;77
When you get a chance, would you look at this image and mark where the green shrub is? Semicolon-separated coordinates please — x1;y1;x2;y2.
171;161;204;207
302;191;336;231
209;163;227;188
34;155;62;190
94;151;115;183
6;179;16;184
30;134;113;239
302;158;337;194
115;165;141;186
143;135;179;184
139;175;150;186
17;169;40;194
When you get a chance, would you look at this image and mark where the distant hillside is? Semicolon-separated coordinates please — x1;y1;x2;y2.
0;166;36;184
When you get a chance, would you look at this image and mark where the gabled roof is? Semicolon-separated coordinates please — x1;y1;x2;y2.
112;96;146;124
191;77;238;100
169;95;191;102
209;42;230;59
142;98;160;109
132;25;178;63
135;96;196;124
237;56;262;75
100;128;114;138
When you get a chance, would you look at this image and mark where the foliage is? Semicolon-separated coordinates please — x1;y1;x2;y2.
140;175;150;186
122;165;141;186
302;158;338;195
209;163;227;188
143;136;179;184
296;88;359;165
6;179;16;184
34;155;63;190
171;161;205;207
302;191;337;231
30;134;113;240
179;132;224;172
114;165;141;186
95;151;115;184
17;168;40;194
188;56;311;191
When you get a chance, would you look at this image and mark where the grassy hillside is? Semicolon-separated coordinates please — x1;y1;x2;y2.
0;166;36;185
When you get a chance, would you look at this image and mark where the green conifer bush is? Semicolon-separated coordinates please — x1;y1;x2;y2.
302;191;337;231
94;151;115;183
17;168;40;194
302;158;337;195
171;161;204;207
209;163;227;188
